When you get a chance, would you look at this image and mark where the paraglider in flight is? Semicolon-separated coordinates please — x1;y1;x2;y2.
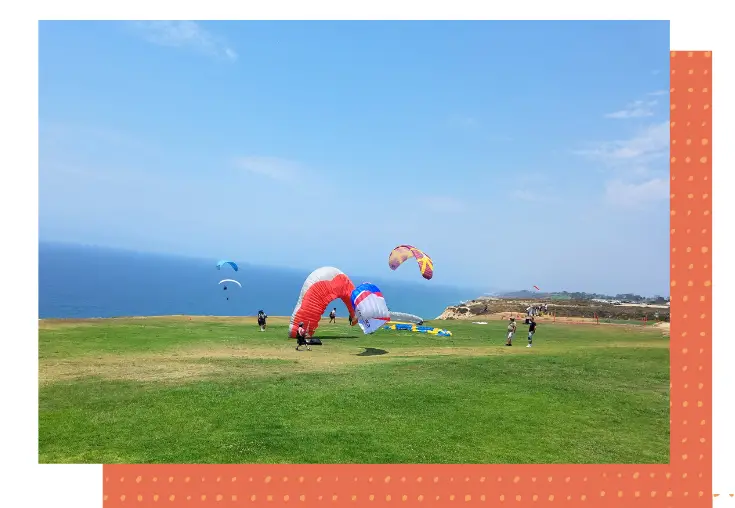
216;260;239;272
288;267;357;338
219;279;242;300
388;245;434;280
219;279;242;289
533;285;540;291
350;283;391;335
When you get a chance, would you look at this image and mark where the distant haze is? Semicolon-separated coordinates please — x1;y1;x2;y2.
39;242;481;319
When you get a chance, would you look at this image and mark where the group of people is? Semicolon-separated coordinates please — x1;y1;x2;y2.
505;316;537;348
526;303;548;317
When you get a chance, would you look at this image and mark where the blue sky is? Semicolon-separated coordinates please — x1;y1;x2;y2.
39;20;670;296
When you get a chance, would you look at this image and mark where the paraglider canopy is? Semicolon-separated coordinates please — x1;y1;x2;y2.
216;260;239;271
288;267;357;338
351;282;391;335
219;279;242;288
388;245;434;280
218;279;242;300
388;311;424;325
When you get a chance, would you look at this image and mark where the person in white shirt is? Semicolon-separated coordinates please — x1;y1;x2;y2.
505;317;517;346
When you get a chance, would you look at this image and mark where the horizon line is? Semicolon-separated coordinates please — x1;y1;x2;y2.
40;240;667;299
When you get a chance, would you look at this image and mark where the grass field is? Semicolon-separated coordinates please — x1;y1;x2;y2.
38;316;670;464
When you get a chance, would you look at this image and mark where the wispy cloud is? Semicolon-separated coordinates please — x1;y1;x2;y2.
517;172;549;185
420;195;468;214
647;90;669;97
233;156;306;184
573;121;669;164
604;99;658;119
511;189;539;202
575;122;670;209
604;178;669;209
130;21;238;62
40;121;151;151
447;114;479;129
510;188;562;205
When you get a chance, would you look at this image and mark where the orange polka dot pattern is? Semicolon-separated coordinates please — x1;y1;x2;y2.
102;51;713;507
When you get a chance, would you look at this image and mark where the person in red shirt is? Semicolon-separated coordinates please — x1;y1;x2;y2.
296;322;311;351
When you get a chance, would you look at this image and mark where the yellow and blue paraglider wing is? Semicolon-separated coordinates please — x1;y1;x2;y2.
383;323;452;337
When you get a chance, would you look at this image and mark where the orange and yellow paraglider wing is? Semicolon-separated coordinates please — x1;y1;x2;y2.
388;245;416;270
411;248;434;280
388;245;434;280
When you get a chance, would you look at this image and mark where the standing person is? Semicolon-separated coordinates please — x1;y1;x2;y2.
527;317;537;347
505;317;517;346
329;308;337;323
257;310;268;332
296;322;311;351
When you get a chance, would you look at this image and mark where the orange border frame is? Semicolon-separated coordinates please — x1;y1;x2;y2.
101;51;713;507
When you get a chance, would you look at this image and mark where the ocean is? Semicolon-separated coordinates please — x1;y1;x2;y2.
38;243;478;320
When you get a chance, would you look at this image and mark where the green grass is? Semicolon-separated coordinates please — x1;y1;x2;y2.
38;316;670;464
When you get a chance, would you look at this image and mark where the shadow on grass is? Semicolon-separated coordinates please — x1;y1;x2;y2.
357;347;389;357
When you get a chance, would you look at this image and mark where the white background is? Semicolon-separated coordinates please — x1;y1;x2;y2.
0;1;731;506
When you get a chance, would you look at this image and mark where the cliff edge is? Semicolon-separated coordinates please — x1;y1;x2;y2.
436;297;670;322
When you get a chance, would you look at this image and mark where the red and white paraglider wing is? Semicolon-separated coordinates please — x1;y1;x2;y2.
289;267;357;338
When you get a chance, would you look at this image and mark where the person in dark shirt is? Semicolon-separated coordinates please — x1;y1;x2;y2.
257;310;267;332
329;308;336;323
296;322;311;351
527;317;537;348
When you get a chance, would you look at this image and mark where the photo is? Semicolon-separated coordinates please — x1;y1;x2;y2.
39;20;670;464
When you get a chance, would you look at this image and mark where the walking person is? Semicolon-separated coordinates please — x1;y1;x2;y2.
505;317;517;346
329;308;337;323
527;316;537;348
257;310;267;332
296;322;311;351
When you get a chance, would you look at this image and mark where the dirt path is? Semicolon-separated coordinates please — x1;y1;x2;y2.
39;340;667;385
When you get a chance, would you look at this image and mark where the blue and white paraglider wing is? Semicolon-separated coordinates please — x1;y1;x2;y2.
216;260;239;271
350;282;391;335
